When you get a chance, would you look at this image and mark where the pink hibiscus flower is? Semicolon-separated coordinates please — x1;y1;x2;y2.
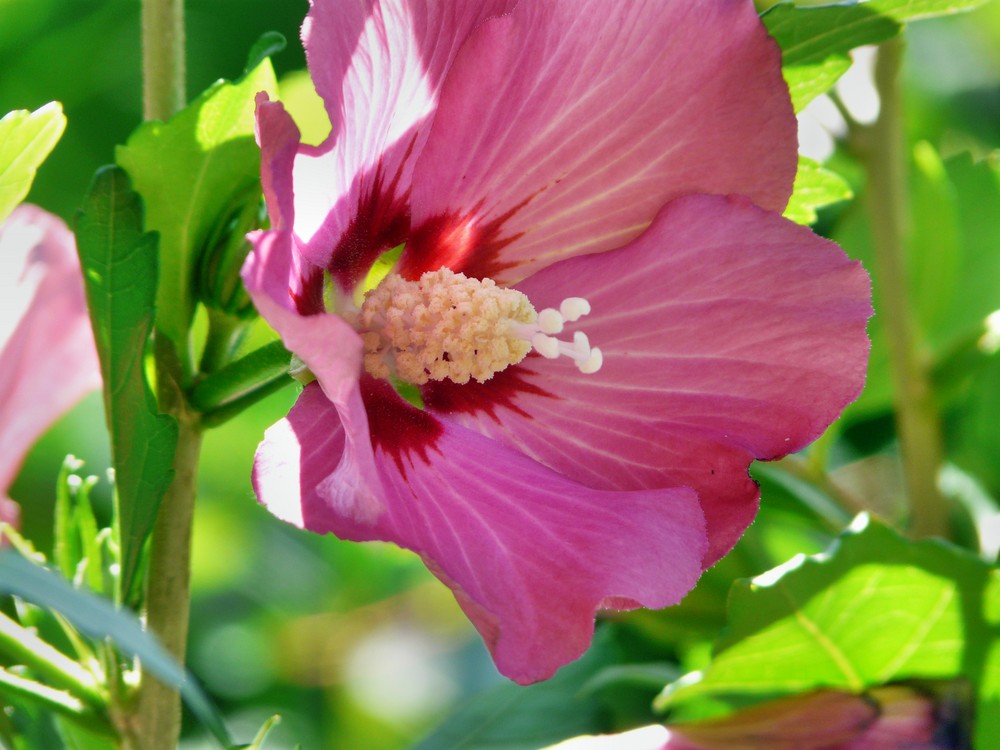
0;205;100;534
244;0;871;683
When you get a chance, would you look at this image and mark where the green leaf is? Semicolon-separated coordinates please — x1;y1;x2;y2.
74;166;179;604
0;550;232;749
0;669;111;738
784;156;854;225
934;153;1000;350
230;714;282;750
765;0;988;112
0;102;66;223
414;630;620;750
908;141;964;346
115;58;278;369
244;32;286;76
838;149;1000;422
579;664;681;698
655;516;1000;748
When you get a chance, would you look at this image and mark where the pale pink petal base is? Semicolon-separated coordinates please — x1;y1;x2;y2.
254;378;707;684
0;206;100;506
424;195;872;564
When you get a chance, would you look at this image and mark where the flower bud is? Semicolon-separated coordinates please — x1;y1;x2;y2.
196;190;267;319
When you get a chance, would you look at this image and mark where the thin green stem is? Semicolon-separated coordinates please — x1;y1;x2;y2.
141;0;185;121
861;38;948;538
0;613;105;707
131;414;201;750
0;668;114;737
134;0;195;745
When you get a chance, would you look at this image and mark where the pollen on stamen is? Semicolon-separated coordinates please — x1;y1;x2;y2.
359;268;603;386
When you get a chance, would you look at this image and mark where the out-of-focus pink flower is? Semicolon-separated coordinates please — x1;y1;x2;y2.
244;0;872;683
552;687;950;750
0;205;100;534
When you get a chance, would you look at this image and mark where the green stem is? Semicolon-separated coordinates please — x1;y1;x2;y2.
0;668;114;737
141;0;185;121
862;38;948;538
131;415;201;750
133;1;193;746
0;613;105;707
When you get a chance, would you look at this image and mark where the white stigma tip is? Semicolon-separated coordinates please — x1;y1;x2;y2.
578;347;603;374
572;331;591;352
537;308;564;334
560;297;591;322
532;333;561;359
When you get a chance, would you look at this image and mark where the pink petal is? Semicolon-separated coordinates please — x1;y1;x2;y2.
0;205;100;505
258;376;707;684
401;0;795;282
254;382;383;529
242;228;388;528
287;0;518;285
423;195;872;564
256;93;302;233
243;232;362;403
243;228;324;322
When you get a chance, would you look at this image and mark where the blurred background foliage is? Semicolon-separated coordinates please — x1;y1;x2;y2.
2;0;1000;748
